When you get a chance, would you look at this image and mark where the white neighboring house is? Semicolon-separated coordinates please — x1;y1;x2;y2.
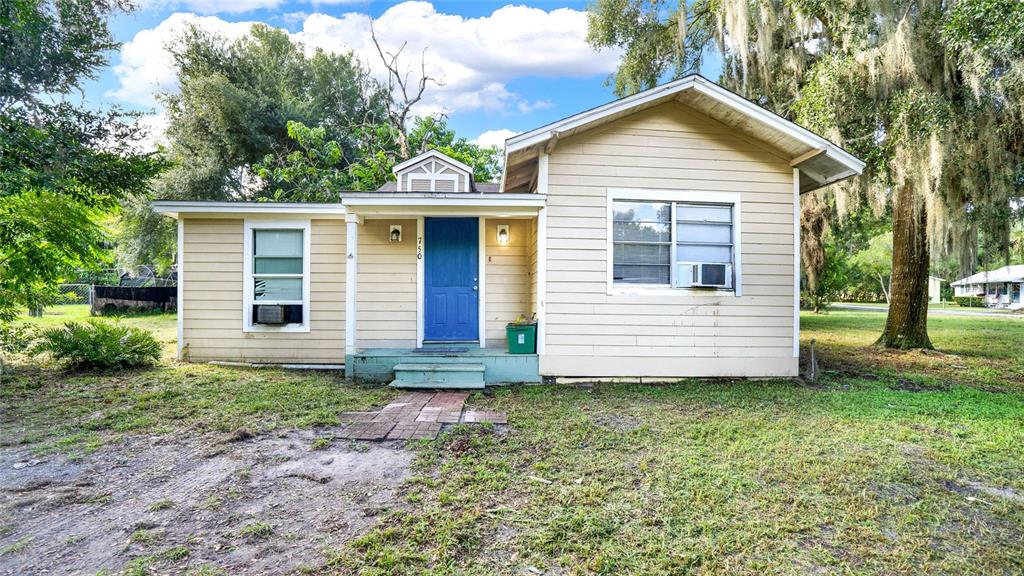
951;265;1024;308
928;276;945;303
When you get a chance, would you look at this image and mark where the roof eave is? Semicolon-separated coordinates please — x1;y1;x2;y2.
152;200;347;219
504;75;866;190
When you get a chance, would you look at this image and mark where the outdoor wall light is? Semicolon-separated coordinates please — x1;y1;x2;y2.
496;224;510;246
390;225;402;243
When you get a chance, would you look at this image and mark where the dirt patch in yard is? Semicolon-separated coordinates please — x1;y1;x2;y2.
0;429;412;575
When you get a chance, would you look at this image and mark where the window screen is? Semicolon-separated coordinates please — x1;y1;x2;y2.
676;204;733;264
253;229;303;302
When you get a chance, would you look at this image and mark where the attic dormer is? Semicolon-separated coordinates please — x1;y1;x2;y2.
392;150;474;193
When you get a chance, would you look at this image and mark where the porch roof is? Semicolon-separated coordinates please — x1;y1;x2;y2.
340;192;545;216
152;194;545;219
152;200;346;219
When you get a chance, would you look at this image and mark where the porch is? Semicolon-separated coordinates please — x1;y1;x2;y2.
340;192;547;387
345;347;541;386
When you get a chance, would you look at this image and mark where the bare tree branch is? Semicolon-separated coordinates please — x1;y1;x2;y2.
369;24;443;160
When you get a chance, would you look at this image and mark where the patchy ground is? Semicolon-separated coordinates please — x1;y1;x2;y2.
0;428;412;575
2;307;1022;575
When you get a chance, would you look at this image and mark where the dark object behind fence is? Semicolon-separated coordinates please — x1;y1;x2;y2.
91;286;177;315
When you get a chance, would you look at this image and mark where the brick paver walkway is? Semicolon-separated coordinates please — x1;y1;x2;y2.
338;392;506;441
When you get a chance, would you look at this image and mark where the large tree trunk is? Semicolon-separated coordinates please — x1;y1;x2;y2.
877;185;932;349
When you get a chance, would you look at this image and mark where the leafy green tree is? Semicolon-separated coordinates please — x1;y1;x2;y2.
404;116;502;182
1;0;166;322
118;24;388;268
588;0;1024;349
851;234;894;303
121;23;501;269
256;117;502;200
161;23;386;198
255;121;350;202
803;243;848;313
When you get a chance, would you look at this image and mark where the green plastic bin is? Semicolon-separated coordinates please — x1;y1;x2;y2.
506;323;537;354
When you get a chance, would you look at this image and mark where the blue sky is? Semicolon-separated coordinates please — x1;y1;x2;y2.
86;1;721;149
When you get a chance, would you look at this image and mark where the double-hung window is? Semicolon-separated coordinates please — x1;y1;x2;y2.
610;191;740;292
244;220;310;331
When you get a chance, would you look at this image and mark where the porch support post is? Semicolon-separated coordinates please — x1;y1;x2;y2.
416;216;424;348
176;218;184;361
536;206;547;355
536;151;549;358
345;213;362;356
793;167;800;358
478;217;486;348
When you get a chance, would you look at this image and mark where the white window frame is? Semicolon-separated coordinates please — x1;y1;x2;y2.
606;188;742;297
243;219;312;333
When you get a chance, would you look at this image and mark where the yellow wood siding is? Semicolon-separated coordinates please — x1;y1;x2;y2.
182;218;345;363
484;218;532;345
540;101;798;377
356;219;417;347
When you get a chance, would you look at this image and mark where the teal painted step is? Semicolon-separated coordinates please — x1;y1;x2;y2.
389;363;486;389
347;349;541;384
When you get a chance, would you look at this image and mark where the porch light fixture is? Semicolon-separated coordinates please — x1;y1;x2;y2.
390;225;402;243
496;224;510;246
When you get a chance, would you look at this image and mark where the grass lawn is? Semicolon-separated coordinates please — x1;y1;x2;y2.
1;306;395;455
2;307;1022;574
841;301;1014;313
803;309;1024;393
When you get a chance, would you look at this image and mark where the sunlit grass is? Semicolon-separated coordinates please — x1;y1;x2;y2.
801;310;1024;392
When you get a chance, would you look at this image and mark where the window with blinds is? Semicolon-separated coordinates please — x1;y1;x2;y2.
612;200;735;289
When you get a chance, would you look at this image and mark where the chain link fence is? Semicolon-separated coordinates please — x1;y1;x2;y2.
41;267;178;312
54;284;94;306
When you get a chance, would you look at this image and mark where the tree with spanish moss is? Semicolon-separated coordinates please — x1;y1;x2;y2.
588;0;1024;349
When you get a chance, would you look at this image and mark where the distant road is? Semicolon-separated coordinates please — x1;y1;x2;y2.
833;303;1024;319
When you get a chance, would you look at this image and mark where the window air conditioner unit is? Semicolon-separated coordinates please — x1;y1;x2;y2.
675;262;732;289
255;304;285;324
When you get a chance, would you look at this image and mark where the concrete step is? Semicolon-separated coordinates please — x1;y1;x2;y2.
389;363;486;389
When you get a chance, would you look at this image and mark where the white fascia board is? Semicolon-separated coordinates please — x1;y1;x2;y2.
391;150;474;175
153;201;346;218
689;76;866;175
340;194;545;208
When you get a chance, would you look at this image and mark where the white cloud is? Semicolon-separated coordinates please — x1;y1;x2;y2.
108;2;620;140
137;0;283;15
474;129;518;150
108;13;257;107
294;2;618;116
517;99;553;114
136;111;170;152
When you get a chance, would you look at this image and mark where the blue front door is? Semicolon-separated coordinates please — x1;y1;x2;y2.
424;217;479;341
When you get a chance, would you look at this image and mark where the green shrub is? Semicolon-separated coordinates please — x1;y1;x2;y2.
35;320;161;369
953;296;986;308
0;322;37;355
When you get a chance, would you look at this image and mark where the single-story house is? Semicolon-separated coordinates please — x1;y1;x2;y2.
951;265;1024;308
154;75;864;386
